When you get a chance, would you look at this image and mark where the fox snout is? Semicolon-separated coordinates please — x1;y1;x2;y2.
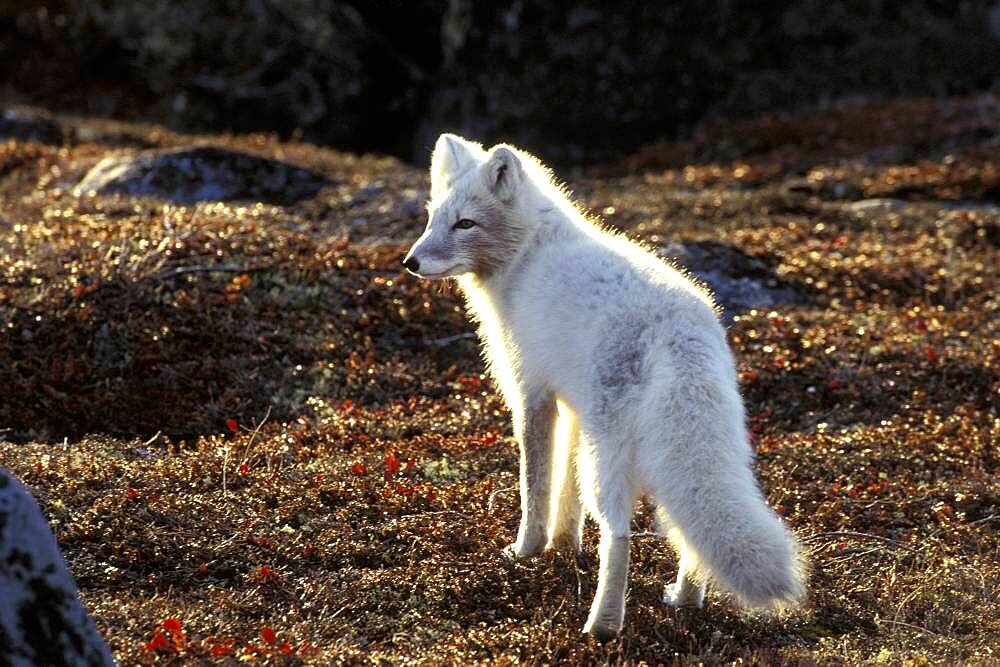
401;255;420;273
401;237;462;279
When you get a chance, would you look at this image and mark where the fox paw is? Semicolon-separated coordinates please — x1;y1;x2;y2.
502;540;543;559
582;619;621;642
663;581;705;608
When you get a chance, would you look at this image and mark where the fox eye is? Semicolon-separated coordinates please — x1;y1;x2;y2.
453;218;476;230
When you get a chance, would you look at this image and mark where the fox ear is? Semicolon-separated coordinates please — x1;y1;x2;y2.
484;146;522;202
431;134;478;189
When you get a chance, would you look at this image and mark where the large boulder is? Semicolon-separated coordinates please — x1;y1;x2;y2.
74;146;333;205
0;468;115;666
659;241;802;319
0;108;64;145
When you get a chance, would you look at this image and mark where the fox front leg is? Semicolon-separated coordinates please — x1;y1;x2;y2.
504;391;557;558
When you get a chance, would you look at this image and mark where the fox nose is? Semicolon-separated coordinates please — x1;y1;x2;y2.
402;256;420;272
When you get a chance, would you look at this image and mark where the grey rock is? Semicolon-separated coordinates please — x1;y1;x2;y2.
783;177;863;202
0;468;115;666
74;146;333;205
397;189;428;220
847;198;910;213
0;108;64;145
659;241;802;319
939;200;1000;215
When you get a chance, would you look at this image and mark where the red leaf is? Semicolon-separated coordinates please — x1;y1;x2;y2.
127;487;140;499
827;378;840;390
458;374;483;391
162;618;182;634
483;431;498;445
741;370;759;382
351;463;368;475
385;452;401;474
261;626;277;645
342;399;353;411
926;346;938;362
211;643;233;656
226;418;238;433
144;632;169;651
279;642;294;655
238;463;248;475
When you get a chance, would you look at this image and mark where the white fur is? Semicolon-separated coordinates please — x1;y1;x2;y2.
406;134;806;639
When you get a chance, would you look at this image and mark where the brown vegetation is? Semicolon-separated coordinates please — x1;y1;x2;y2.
0;96;997;663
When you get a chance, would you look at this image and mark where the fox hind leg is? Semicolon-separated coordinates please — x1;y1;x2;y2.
656;508;707;608
662;549;706;608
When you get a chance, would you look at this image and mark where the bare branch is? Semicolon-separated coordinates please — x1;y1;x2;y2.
803;530;919;552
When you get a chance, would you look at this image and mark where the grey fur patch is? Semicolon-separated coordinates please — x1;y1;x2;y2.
597;320;648;389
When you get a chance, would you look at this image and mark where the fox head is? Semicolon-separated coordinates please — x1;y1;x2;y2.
402;133;529;280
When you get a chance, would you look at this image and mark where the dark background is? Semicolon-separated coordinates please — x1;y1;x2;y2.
2;0;998;164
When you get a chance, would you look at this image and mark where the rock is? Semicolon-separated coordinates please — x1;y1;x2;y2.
397;189;428;220
783;177;864;202
939;201;1000;215
0;108;64;145
0;468;115;666
74;146;333;205
847;198;910;213
659;241;802;319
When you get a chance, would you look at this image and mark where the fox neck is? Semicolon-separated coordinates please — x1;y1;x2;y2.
456;189;581;321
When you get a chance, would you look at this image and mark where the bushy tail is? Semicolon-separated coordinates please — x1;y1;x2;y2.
656;470;807;611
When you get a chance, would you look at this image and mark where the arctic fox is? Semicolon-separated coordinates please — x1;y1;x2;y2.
402;134;805;640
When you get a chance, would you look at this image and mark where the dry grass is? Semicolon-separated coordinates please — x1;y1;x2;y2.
0;97;998;664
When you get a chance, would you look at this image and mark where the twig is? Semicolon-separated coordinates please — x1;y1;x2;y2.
966;514;998;527
573;550;584;604
879;619;943;637
630;531;664;540
239;406;273;473
925;513;998;542
400;510;463;518
487;486;515;512
803;530;919;552
152;264;250;281
116;240;131;279
326;603;351;623
221;444;231;498
425;332;477;347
